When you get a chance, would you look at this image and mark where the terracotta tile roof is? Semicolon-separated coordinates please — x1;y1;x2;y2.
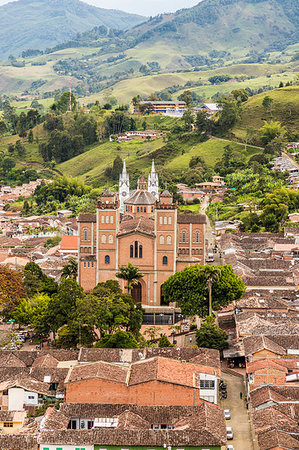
77;213;96;223
0;353;27;368
160;190;172;197
100;189;114;197
236;294;291;310
32;354;59;369
247;359;288;374
250;386;299;409
118;217;155;237
0;435;38;449
60;235;78;251
128;357;216;387
243;336;286;357
78;347;220;370
253;406;299;434
66;361;128;384
125;190;156;205
177;214;207;224
257;429;299;450
42;407;69;431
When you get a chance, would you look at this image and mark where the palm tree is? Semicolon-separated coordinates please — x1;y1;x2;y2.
116;262;144;294
62;257;78;280
200;266;221;316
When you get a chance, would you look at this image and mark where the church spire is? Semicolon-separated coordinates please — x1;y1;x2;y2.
119;159;130;213
148;159;159;200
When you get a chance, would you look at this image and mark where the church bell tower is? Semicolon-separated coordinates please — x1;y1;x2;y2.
119;160;130;213
148;160;159;200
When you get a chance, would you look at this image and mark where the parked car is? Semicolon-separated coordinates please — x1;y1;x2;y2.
224;409;231;420
227;445;234;450
226;427;233;440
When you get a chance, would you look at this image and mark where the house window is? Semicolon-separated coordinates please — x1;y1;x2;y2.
4;422;13;427
83;229;88;241
91;262;94;268
163;256;168;265
200;380;215;389
108;235;113;244
140;207;143;212
83;262;86;268
167;235;172;245
130;245;134;258
105;255;110;265
137;207;139;213
139;245;143;258
151;207;154;212
168;216;172;225
28;395;35;399
181;230;187;243
88;262;90;268
159;235;165;245
134;240;138;258
101;235;107;244
144;207;147;213
195;230;200;243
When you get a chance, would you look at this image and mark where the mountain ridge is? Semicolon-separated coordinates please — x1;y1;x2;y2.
0;0;145;59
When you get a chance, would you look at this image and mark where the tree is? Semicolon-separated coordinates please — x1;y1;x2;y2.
0;266;24;319
218;98;241;132
201;266;221;316
61;258;78;280
116;262;144;294
0;120;8;139
111;155;123;181
260;121;286;145
195;110;210;135
262;96;274;115
231;89;249;103
182;110;194;131
158;334;173;347
180;90;193;107
28;129;34;143
163;265;245;318
196;316;228;350
243;127;255;151
95;330;138;348
51;92;77;114
14;294;51;339
1;157;16;174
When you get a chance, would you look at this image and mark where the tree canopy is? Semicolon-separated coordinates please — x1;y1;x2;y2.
163;264;245;317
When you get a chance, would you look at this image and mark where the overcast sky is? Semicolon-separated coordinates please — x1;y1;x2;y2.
0;0;201;16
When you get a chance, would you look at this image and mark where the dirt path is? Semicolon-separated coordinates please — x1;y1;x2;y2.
220;372;256;450
210;135;264;150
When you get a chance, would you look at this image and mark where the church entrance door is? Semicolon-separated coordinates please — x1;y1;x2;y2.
132;282;142;303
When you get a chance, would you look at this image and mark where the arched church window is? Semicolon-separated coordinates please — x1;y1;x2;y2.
164;217;167;225
110;216;114;224
195;230;200;243
106;216;109;224
135;241;139;258
83;229;88;241
101;216;105;224
167;235;172;245
181;230;187;243
105;255;110;265
163;256;168;265
130;245;134;258
168;216;172;225
108;235;113;244
159;216;163;225
159;235;165;245
101;235;107;244
139;245;143;258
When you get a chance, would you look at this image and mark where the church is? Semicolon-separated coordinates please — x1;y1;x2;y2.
78;161;207;309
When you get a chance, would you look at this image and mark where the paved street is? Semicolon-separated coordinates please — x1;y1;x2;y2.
220;372;256;450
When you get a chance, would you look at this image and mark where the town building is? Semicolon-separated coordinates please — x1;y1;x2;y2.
65;356;220;406
132;101;187;116
78;161;207;308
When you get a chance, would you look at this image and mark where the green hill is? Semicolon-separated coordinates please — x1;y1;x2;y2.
0;0;145;59
233;85;299;139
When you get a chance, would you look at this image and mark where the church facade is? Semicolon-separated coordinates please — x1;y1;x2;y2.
78;161;207;307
